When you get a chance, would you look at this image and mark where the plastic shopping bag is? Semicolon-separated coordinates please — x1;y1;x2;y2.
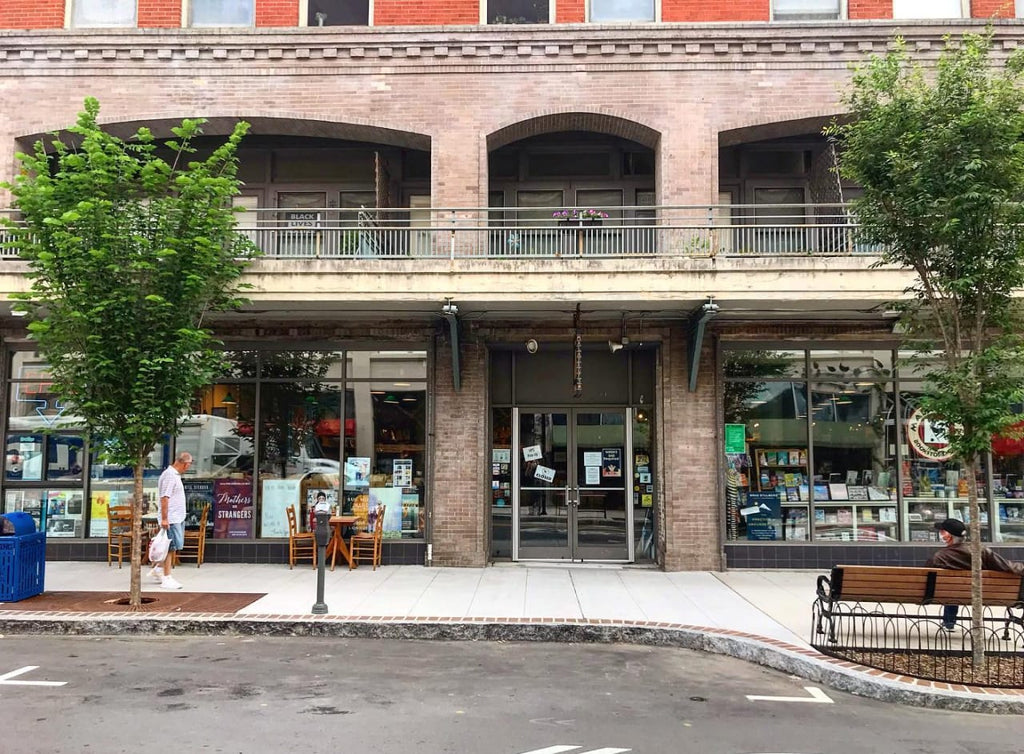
148;529;169;565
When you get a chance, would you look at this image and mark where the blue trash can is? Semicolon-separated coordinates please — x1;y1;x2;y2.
0;512;45;602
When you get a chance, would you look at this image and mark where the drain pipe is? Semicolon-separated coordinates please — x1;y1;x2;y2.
442;298;461;392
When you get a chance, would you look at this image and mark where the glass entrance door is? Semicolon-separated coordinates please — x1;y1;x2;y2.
515;408;631;561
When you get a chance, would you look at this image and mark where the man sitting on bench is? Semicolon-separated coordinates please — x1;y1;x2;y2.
925;518;1024;630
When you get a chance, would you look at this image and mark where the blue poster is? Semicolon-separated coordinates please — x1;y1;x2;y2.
744;491;781;541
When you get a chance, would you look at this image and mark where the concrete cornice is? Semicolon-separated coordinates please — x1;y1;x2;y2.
0;20;1021;71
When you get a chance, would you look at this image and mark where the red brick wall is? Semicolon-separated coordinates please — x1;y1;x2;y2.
139;0;183;28
0;0;63;29
257;0;300;26
664;0;769;22
848;0;892;19
374;0;479;25
972;0;1017;17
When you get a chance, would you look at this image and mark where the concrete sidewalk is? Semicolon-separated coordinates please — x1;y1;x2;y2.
1;561;1022;713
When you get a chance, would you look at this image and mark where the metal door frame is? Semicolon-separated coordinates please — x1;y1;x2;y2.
512;406;634;563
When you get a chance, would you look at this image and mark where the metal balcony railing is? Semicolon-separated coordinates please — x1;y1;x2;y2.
0;204;884;260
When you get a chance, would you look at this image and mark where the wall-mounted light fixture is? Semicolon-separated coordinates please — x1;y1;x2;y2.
221;391;237;405
525;338;539;354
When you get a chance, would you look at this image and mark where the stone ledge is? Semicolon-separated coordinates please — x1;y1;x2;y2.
1;614;1020;713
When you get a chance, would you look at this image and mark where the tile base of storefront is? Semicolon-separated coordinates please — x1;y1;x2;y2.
725;544;1024;570
45;539;427;566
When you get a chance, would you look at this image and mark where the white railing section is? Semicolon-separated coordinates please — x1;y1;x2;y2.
1;204;884;260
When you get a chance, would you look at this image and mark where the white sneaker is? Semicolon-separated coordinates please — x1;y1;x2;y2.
160;576;183;590
147;567;164;583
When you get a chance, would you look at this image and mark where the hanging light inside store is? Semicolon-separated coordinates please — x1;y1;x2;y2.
221;391;237;405
384;394;400;404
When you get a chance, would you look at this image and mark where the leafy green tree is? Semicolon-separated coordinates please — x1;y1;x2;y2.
2;98;255;607
828;31;1024;670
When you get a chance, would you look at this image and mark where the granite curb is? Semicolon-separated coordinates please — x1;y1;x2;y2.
1;613;1022;714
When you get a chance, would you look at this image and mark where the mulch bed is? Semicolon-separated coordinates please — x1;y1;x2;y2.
840;649;1024;689
0;591;265;613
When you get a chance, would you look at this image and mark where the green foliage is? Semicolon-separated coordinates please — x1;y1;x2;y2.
827;31;1024;464
2;98;256;466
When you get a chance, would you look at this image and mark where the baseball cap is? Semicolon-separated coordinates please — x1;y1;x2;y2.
935;518;966;537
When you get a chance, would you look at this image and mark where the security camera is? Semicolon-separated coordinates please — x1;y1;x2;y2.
525;339;539;354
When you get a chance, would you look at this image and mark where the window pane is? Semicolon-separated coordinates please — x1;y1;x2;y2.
724;381;808;541
773;0;840;19
308;0;369;25
488;0;549;24
892;0;962;18
491;408;513;559
591;0;654;21
724;348;805;380
191;0;254;26
72;0;137;27
810;381;896;543
89;444;167;537
992;410;1024;543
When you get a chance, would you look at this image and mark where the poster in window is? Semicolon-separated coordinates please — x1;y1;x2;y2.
393;458;413;488
344;457;370;489
534;464;556;483
601;448;622;478
523;444;543;462
260;478;300;537
213;478;253;538
183;480;215;534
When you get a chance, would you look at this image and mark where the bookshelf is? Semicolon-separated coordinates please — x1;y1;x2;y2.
813;502;898;542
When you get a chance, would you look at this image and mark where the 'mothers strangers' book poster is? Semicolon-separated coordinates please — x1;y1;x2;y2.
213;478;253;538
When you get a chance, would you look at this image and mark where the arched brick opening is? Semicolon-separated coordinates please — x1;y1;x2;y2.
487;111;660;152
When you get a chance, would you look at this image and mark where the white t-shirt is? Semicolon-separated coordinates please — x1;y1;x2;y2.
157;465;187;525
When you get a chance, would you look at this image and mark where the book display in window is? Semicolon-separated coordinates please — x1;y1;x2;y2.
812;502;898;541
752;447;809;540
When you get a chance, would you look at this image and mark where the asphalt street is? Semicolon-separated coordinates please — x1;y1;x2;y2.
0;636;1020;754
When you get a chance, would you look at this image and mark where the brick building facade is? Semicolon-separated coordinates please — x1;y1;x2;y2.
1;2;1023;570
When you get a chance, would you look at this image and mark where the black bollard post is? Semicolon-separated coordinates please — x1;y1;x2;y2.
312;506;331;614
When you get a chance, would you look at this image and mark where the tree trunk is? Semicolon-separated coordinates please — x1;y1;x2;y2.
966;465;985;672
128;454;145;609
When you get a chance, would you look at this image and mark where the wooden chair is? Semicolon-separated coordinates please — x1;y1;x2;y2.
349;504;385;570
106;505;134;568
287;504;316;569
175;503;210;567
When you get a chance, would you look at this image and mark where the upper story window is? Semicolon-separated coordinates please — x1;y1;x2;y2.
307;0;370;26
190;0;254;27
772;0;841;21
69;0;137;27
590;0;654;22
892;0;963;18
487;0;550;24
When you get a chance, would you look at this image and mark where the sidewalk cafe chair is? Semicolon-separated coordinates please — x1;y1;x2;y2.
106;505;134;568
287;504;316;569
349;504;385;570
175;503;210;567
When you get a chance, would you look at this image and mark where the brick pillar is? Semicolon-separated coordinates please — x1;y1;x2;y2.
430;334;489;567
660;326;723;571
431;129;487;208
657;115;717;206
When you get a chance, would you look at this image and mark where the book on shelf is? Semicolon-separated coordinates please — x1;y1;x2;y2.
880;507;897;523
766;451;778;465
798;483;809;501
828;483;849;501
836;508;853;525
846;470;859;486
848;485;869;501
861;507;874;522
825;512;838;524
814;508;825;523
813;484;830;501
867;486;891;501
785;486;800;502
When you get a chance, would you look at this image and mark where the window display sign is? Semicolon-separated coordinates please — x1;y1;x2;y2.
261;478;300;537
392;459;413;488
183;480;215;535
523;445;543;462
534;464;556;483
743;491;781;541
213;478;253;538
906;407;954;461
601;448;622;478
344;457;370;489
492;448;511;464
724;424;747;454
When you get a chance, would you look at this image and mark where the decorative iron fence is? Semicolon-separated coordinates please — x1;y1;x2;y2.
811;599;1024;688
0;204;883;260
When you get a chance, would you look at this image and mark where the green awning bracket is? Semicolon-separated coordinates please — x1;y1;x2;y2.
686;297;720;392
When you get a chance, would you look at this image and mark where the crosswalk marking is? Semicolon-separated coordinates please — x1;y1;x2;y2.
518;747;632;754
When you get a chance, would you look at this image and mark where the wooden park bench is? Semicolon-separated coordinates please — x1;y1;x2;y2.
814;564;1024;642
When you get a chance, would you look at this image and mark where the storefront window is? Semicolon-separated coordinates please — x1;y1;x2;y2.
88;443;167;537
344;351;427;539
490;408;512;559
632;406;655;561
810;379;896;542
992;411;1024;543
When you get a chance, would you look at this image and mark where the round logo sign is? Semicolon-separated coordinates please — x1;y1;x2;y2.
906;407;953;461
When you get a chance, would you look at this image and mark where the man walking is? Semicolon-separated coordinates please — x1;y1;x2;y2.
925;518;1024;629
148;451;192;590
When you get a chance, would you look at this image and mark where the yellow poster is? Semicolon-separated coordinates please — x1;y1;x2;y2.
641;494;653;508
